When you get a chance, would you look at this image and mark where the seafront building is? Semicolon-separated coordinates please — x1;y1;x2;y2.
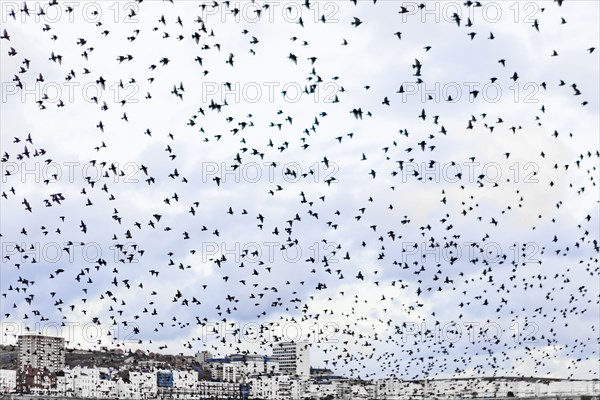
1;335;599;398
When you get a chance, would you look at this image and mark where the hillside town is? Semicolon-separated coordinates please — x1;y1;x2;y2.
0;335;598;399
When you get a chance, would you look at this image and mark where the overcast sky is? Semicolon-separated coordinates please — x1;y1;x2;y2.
1;0;599;380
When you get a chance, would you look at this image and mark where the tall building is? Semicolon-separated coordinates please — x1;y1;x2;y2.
17;334;65;372
272;341;310;379
0;369;17;393
194;350;213;365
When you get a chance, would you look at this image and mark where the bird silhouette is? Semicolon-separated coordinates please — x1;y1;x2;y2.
0;0;597;388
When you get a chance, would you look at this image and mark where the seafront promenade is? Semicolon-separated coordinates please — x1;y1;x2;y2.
2;395;600;400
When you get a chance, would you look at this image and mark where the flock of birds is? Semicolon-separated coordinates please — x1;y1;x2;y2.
1;0;599;381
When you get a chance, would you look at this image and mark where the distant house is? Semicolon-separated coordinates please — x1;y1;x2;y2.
0;369;17;393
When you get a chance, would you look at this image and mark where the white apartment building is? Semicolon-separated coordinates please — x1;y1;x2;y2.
248;374;304;400
373;378;428;400
205;354;279;383
306;378;375;399
543;380;600;396
132;370;159;398
172;369;199;390
116;371;158;399
0;369;16;393
247;375;373;400
56;367;199;399
272;341;310;379
56;366;117;398
371;377;600;399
